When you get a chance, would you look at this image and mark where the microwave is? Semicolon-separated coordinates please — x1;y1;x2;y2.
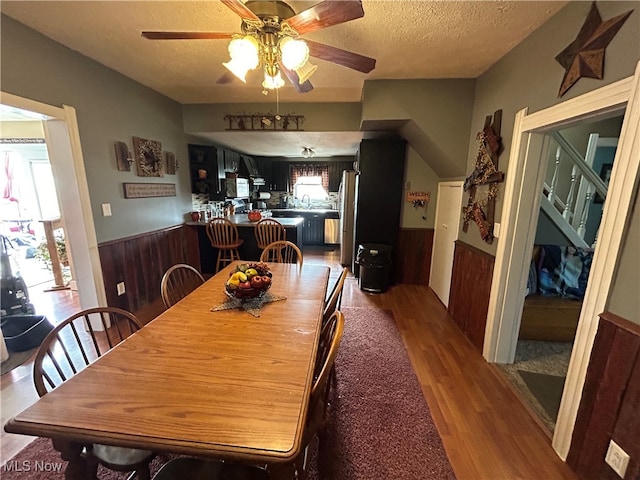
225;178;250;198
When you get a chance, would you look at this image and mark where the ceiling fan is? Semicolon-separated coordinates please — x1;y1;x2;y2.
141;0;376;93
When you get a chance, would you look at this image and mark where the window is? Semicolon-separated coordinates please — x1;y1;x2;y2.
289;163;329;195
293;175;328;201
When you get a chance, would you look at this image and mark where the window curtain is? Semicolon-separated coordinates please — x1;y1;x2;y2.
289;163;329;190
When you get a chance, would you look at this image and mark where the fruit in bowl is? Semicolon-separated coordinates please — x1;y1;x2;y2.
225;262;272;299
247;210;262;222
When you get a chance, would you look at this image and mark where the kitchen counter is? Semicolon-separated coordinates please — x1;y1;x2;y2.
186;215;303;273
228;214;304;227
270;208;339;215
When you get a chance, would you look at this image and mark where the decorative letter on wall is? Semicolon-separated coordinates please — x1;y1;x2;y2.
132;136;164;177
462;110;504;244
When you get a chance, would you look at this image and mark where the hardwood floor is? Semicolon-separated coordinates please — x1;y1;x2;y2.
0;246;576;479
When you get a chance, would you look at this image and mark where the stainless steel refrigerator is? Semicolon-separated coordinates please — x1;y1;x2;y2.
338;170;356;266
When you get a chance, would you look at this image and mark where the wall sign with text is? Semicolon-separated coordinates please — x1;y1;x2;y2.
123;183;176;198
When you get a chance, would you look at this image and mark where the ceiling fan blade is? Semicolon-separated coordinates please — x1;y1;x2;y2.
142;31;233;40
219;0;261;21
280;65;313;93
306;40;375;73
286;0;364;35
217;71;236;85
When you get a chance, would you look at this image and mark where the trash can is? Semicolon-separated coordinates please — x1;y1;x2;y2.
356;243;393;293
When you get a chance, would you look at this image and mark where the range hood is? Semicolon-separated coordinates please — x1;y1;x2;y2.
243;156;265;185
243;156;260;177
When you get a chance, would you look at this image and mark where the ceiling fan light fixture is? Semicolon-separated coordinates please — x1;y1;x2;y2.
302;147;315;158
223;57;253;83
280;37;309;70
224;36;260;81
294;60;317;83
262;70;285;90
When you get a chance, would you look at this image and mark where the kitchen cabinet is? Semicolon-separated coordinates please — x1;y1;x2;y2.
303;213;324;245
271;162;289;191
188;144;222;197
217;148;240;173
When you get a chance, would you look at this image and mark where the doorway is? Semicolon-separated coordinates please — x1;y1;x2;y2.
0;142;64;292
484;64;640;459
429;181;463;307
0;92;107;317
498;115;624;432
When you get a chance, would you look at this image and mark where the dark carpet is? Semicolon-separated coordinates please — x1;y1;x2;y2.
1;307;455;479
518;370;566;420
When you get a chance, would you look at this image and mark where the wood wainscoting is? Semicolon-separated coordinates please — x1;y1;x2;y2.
396;228;434;285
448;240;495;351
567;311;640;480
99;225;200;312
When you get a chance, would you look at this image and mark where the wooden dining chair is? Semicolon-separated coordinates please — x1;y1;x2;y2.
254;218;285;251
160;263;205;308
206;217;244;273
32;307;154;480
151;456;268;480
259;240;303;267
323;267;348;325
294;310;345;479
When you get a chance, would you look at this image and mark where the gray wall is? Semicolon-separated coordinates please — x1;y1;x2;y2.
461;1;640;256
463;2;639;324
1;15;192;243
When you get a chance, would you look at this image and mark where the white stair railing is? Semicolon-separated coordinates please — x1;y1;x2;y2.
541;133;615;248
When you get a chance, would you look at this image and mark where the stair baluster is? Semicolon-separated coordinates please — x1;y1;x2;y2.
563;166;578;222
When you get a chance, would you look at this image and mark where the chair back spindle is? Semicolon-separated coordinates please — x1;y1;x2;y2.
260;240;303;267
161;263;205;308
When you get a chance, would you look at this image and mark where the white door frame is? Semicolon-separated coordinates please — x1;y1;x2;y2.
1;91;107;311
429;181;464;306
483;61;640;460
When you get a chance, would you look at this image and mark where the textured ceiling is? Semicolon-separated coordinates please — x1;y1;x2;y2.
1;0;569;156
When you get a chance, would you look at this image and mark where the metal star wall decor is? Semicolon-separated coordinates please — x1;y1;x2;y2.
555;2;633;97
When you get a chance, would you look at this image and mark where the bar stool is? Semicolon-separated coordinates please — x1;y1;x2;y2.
206;217;244;273
254;218;286;252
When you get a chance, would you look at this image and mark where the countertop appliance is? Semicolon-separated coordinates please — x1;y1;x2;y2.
339;170;356;265
225;178;250;198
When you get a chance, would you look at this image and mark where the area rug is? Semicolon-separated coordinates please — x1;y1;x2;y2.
518;370;566;420
1;307;455;479
1;348;37;376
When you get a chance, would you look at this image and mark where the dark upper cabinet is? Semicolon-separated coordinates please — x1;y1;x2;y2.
271;162;290;191
188;144;222;198
328;161;354;191
218;148;240;173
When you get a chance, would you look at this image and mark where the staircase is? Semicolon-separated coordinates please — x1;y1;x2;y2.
540;133;617;248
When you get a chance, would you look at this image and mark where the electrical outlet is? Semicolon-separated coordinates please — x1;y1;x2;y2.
605;440;629;478
116;282;126;296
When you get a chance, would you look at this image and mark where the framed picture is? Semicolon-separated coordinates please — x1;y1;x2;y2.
594;163;612;204
132;136;164;177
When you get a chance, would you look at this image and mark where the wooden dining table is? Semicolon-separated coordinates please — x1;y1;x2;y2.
4;261;330;479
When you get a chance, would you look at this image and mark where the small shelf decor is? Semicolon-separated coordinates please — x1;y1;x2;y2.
223;113;304;131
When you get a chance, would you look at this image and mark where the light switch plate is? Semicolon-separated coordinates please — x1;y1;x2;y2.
102;203;112;217
493;222;501;238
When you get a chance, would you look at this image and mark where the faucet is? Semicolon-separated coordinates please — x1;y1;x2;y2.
301;194;311;209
